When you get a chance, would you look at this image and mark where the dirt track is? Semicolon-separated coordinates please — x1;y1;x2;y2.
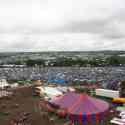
0;86;56;125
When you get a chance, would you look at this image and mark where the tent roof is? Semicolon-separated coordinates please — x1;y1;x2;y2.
51;92;109;115
48;79;65;84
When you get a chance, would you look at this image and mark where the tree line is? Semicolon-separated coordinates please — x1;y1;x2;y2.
1;55;125;67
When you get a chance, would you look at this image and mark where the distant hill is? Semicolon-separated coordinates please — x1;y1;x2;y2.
0;50;125;66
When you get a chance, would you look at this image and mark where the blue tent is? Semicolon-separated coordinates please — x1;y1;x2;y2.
47;72;65;84
47;79;65;84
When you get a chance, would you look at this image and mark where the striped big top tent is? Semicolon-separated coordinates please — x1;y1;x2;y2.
51;92;109;125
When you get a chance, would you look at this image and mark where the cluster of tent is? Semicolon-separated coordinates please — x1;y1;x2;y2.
50;92;109;125
47;78;100;84
35;79;110;125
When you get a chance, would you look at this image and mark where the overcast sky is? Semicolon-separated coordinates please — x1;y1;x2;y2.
0;0;125;51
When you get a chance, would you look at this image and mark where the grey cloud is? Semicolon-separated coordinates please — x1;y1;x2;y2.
56;17;125;40
0;0;125;51
8;34;35;50
103;32;125;40
58;19;110;33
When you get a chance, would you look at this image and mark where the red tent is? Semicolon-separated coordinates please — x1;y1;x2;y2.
51;92;109;125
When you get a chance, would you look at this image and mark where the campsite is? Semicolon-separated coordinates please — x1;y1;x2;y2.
0;78;125;125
